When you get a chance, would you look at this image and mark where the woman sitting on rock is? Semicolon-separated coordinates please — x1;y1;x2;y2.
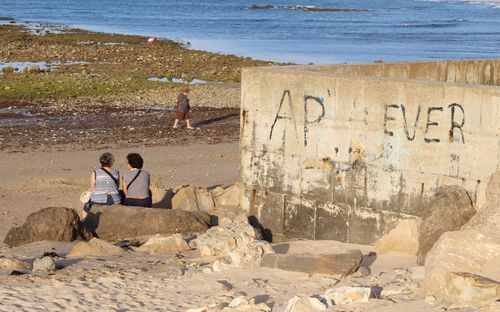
82;152;121;220
122;153;152;207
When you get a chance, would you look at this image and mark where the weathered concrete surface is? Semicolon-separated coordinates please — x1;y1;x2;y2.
288;59;500;86
240;59;500;244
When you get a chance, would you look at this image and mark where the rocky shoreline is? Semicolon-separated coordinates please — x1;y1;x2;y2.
0;20;261;152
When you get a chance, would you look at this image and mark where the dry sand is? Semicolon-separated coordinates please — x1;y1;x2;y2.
0;141;438;312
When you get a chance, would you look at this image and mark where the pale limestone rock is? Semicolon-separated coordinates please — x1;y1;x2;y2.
423;172;500;307
411;266;426;281
33;257;56;272
68;238;126;257
273;296;326;312
423;230;500;298
136;234;190;254
380;284;411;297
425;296;437;305
212;181;243;207
322;286;371;305
0;257;32;270
443;272;500;308
195;188;216;213
172;185;199;211
172;185;221;213
194;216;273;268
374;219;420;255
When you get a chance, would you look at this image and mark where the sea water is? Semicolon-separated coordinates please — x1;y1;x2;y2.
1;0;499;64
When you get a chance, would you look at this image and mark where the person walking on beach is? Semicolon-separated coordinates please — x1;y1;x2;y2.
172;87;194;129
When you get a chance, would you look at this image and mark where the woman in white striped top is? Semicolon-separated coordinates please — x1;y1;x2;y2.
82;152;121;220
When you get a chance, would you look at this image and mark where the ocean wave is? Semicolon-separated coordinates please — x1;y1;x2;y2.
400;19;465;28
416;0;500;8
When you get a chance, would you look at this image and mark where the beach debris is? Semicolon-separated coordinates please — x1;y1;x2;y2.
260;250;362;277
147;37;157;45
191;216;273;269
33;256;56;272
67;238;126;257
417;185;476;265
0;257;32;271
4;207;92;247
84;204;210;241
374;219;420;255
136;234;190;254
423;171;500;307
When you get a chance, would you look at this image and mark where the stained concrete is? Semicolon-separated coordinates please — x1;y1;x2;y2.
240;59;500;244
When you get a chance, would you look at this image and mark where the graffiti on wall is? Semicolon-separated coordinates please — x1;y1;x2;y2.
269;89;466;146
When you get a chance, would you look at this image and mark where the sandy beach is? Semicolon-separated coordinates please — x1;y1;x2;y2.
1;18;499;312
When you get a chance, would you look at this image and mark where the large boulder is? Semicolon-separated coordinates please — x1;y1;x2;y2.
423;172;500;308
85;204;210;241
374;219;420;255
4;207;92;247
417;185;476;265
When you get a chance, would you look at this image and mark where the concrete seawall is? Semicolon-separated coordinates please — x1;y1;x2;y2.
240;59;500;244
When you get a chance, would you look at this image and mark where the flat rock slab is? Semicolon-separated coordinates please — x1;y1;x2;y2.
85;204;210;241
260;250;362;276
4;207;92;247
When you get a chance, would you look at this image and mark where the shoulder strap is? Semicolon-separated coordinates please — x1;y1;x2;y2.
100;167;119;188
127;170;142;189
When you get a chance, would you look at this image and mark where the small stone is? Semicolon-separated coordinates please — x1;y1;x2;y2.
323;286;371;305
425;295;437;305
380;284;411;297
274;296;326;312
33;257;56;272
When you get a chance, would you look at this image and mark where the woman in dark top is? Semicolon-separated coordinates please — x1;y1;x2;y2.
122;153;152;207
172;87;194;129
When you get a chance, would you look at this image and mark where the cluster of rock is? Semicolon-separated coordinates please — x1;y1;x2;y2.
191;216;274;270
372;171;500;309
